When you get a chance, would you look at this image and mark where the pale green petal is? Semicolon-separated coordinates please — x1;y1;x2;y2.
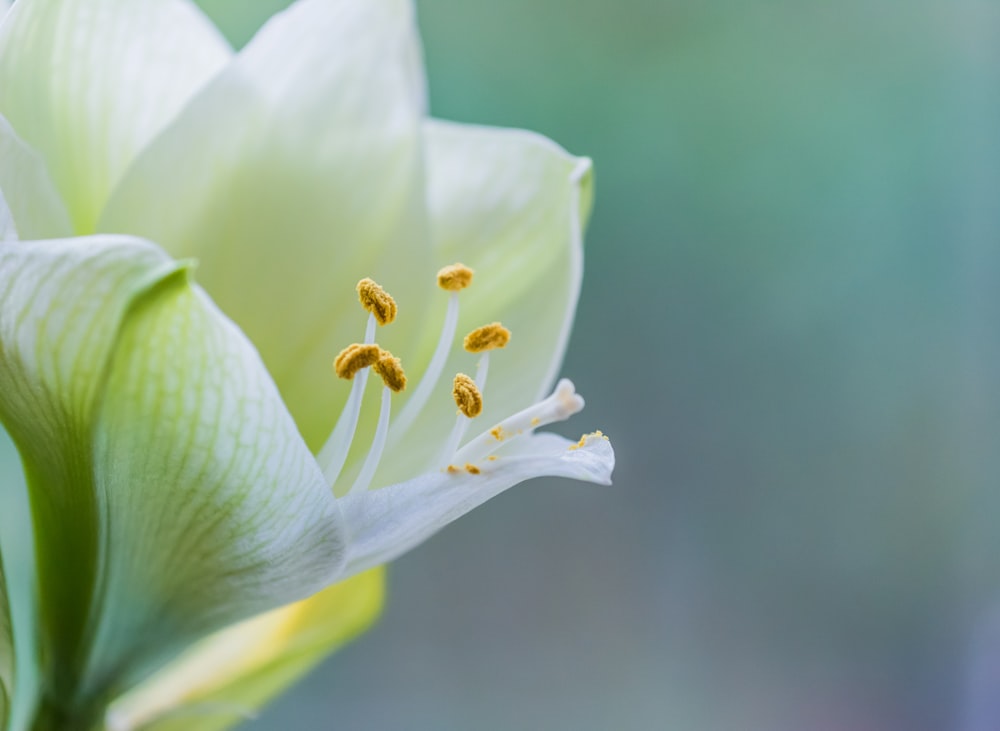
378;120;594;484
101;0;432;451
108;569;384;731
0;113;72;239
0;237;345;713
0;0;231;233
0;560;12;731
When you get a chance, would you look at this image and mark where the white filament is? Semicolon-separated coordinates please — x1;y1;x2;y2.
453;379;585;465
390;292;459;442
318;313;376;485
349;385;392;495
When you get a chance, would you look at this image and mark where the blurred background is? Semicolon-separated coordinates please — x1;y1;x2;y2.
8;0;1000;729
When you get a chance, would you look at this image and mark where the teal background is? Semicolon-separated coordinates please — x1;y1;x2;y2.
202;1;1000;730
3;0;999;729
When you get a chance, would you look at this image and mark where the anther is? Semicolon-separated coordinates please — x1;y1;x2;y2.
463;322;511;353
373;350;407;392
356;277;397;325
452;373;483;418
437;263;474;291
334;343;381;379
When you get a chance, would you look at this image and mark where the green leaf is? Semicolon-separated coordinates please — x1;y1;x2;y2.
0;0;231;233
100;0;433;452
0;237;345;716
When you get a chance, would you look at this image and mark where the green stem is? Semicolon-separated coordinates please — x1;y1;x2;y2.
28;693;107;731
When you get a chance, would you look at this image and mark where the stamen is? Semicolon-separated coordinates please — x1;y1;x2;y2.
437;262;474;291
356;277;397;326
349;385;393;495
452;373;483;418
373;350;407;392
317;314;378;485
438;352;493;464
390;284;462;440
333;343;380;379
453;379;585;465
464;322;510;353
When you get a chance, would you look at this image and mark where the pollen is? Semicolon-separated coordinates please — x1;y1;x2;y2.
356;277;397;325
452;373;483;418
465;463;481;475
568;430;609;450
334;343;381;379
463;322;511;353
373;349;407;392
447;464;461;474
437;263;474;291
490;425;505;441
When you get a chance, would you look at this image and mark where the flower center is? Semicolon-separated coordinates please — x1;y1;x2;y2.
315;264;584;493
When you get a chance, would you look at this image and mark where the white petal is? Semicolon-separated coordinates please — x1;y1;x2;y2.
0;236;345;703
339;428;614;577
378;121;594;483
100;0;433;451
0;0;231;232
0;114;72;239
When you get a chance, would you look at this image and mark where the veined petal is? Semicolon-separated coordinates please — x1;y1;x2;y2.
107;569;384;731
0;0;231;233
381;120;594;483
342;421;614;578
0;113;72;240
0;560;11;731
0;237;345;713
101;0;433;451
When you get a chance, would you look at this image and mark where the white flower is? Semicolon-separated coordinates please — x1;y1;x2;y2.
0;0;615;728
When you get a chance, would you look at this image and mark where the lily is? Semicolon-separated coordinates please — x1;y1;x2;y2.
0;0;615;729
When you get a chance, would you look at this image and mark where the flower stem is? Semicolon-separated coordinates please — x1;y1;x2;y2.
29;694;107;731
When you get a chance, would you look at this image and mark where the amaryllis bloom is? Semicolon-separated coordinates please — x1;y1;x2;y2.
0;0;615;729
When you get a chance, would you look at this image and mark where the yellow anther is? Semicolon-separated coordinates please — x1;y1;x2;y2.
463;322;511;353
465;463;481;475
373;349;407;392
452;373;483;418
356;277;397;325
568;430;609;451
334;343;381;380
437;263;474;291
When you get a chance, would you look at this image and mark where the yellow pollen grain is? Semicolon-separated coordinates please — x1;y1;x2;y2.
356;277;397;325
465;463;481;475
490;425;505;441
373;349;407;392
437;263;474;291
447;465;461;474
568;430;609;451
452;373;483;418
463;322;511;353
333;343;381;380
487;455;498;461
531;417;541;426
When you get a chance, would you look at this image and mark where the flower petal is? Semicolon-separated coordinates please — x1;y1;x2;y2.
380;120;594;483
100;0;433;451
341;422;614;578
0;0;231;233
0;113;72;239
107;569;383;731
0;237;345;709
